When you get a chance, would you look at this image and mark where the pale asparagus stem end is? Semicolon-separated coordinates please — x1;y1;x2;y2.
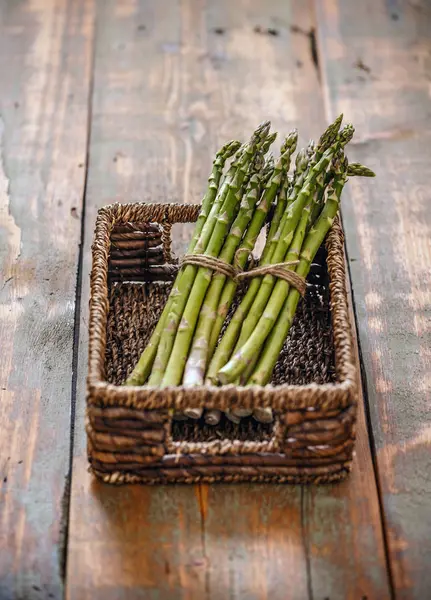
205;409;222;425
253;408;274;423
232;408;253;418
225;410;241;424
184;408;203;419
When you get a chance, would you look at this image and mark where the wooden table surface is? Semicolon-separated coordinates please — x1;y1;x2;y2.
1;1;430;598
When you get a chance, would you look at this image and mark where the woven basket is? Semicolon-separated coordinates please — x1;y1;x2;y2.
87;202;357;484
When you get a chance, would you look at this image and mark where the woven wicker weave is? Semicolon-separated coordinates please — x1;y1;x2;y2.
87;202;357;484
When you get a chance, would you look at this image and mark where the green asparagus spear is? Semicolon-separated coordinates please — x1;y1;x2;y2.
205;133;298;365
125;139;241;385
217;126;354;384
205;137;298;382
183;173;263;388
229;120;344;366
215;147;338;384
159;123;270;386
249;158;348;385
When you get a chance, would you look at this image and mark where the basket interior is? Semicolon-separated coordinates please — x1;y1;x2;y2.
104;244;336;444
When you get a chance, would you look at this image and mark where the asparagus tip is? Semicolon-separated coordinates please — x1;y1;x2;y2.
307;139;315;157
339;123;355;145
347;162;376;177
317;114;344;151
281;129;298;154
224;140;242;154
334;113;344;128
260;132;278;155
295;147;309;172
251;120;271;144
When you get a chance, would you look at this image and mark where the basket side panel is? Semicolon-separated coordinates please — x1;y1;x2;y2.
325;217;357;397
88;202;199;388
86;405;169;470
279;403;356;462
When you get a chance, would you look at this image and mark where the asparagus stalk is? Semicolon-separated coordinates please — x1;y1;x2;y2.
262;155;275;184
258;133;299;264
249;158;374;388
307;139;315;158
205;135;296;358
238;128;342;417
315;113;343;157
250;169;324;420
125;140;241;385
308;168;334;231
217;126;354;384
237;170;320;397
160;123;270;386
260;144;315;266
183;173;263;391
220;120;344;380
260;132;278;156
239;163;327;415
240;133;275;194
206;154;275;369
205;136;298;382
148;161;240;385
249;158;348;385
217;146;339;384
308;161;375;229
146;125;269;387
233;155;322;393
265;146;308;249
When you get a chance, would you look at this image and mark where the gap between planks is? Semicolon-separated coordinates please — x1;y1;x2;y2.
61;8;98;586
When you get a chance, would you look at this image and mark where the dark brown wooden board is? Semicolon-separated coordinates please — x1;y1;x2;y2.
302;266;392;599
316;0;431;597
0;0;94;598
66;1;391;598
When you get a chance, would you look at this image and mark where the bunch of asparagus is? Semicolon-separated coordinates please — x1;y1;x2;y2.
125;116;374;424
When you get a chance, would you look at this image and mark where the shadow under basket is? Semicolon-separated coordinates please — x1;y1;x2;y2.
87;202;358;484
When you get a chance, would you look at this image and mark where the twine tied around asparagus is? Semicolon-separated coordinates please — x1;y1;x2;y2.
180;250;307;296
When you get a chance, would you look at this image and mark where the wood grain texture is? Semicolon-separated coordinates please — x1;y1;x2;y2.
316;0;431;597
302;265;392;600
67;0;390;598
0;0;94;598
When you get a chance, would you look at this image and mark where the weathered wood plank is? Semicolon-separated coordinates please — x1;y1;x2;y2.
315;0;431;597
302;265;392;599
199;484;307;600
67;1;390;598
0;0;94;598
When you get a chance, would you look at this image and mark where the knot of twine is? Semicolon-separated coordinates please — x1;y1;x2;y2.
180;250;307;296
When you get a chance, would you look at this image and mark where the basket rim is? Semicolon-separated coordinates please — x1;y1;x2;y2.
87;202;357;412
